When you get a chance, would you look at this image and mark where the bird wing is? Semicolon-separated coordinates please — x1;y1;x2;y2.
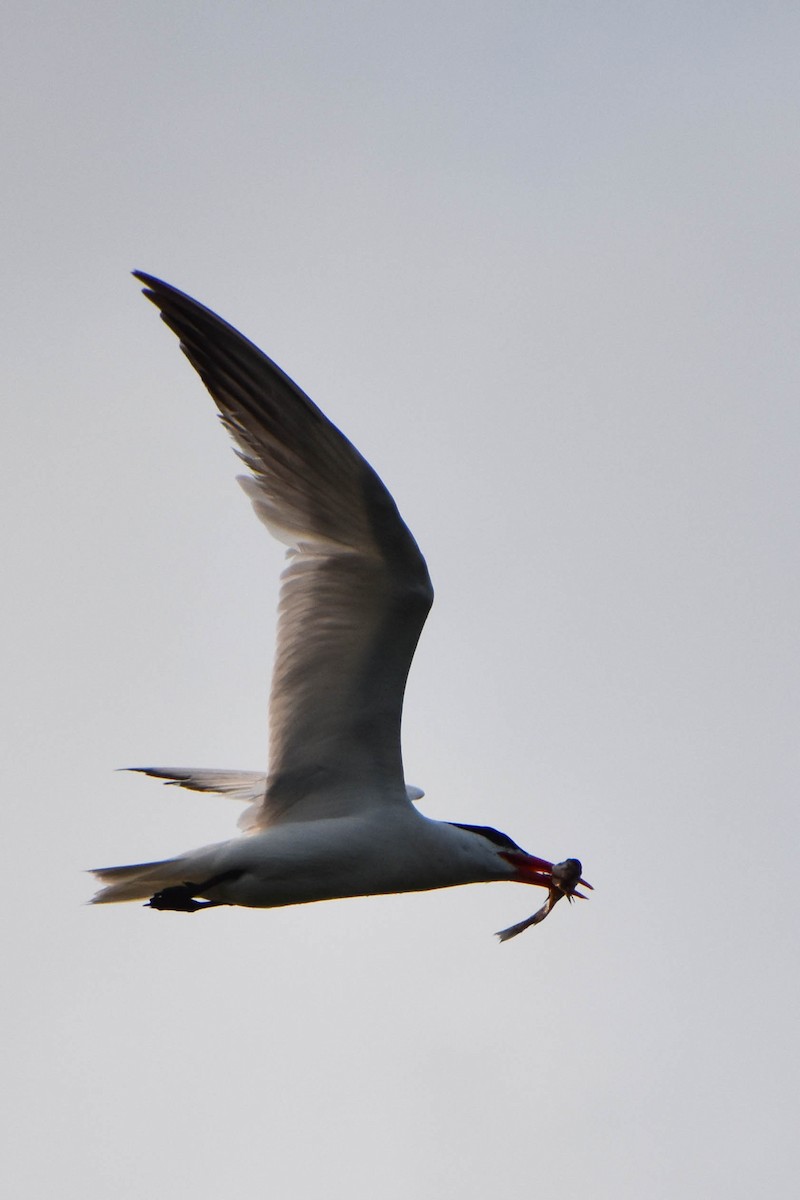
126;767;425;832
134;273;433;828
126;766;267;803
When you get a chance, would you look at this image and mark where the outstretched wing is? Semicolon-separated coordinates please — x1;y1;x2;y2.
135;273;433;827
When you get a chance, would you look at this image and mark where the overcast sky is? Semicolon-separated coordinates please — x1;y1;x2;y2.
2;3;798;1197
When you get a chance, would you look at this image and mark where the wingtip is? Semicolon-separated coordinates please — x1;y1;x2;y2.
116;766;183;785
132;271;180;308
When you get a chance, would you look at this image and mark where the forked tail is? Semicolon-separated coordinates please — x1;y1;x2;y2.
90;858;187;904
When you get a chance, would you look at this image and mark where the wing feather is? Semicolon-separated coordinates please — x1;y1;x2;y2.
134;273;433;827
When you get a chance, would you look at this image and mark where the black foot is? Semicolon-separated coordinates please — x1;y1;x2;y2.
147;883;216;912
146;869;244;912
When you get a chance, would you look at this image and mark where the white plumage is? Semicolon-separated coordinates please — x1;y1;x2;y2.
91;273;590;939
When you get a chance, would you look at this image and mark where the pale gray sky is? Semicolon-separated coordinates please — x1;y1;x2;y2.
2;3;798;1197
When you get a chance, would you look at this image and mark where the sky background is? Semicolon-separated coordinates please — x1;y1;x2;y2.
2;3;798;1197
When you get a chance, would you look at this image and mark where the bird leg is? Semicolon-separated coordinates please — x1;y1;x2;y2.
146;869;244;912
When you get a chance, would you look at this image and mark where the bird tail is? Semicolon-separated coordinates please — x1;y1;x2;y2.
89;857;187;904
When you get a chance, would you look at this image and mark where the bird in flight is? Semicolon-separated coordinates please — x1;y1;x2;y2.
91;273;591;940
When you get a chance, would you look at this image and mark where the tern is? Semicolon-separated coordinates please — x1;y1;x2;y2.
91;273;591;940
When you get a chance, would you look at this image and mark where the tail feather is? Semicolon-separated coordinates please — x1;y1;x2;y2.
90;857;187;904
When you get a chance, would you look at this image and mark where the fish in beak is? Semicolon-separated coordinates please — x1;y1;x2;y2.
496;857;593;942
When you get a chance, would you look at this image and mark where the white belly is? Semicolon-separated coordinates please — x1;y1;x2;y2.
183;806;500;909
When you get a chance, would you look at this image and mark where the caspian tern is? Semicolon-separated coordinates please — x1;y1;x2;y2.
91;273;591;940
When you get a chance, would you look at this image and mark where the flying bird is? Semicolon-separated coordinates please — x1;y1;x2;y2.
91;273;591;940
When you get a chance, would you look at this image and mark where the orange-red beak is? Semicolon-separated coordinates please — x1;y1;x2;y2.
501;851;593;897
